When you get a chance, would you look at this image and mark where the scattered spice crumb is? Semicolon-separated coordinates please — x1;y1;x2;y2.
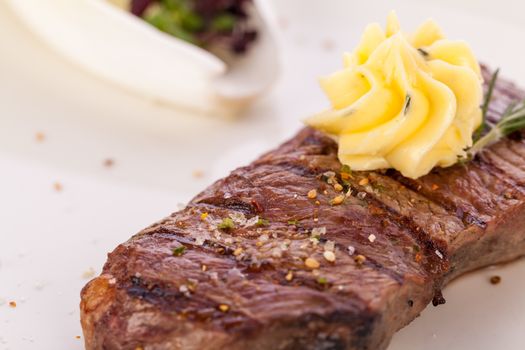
192;169;204;178
218;304;230;312
8;301;17;308
321;38;335;51
103;158;115;168
354;254;366;265
368;234;376;243
431;184;439;191
75;336;81;340
490;275;501;285
359;178;369;186
285;271;293;281
333;183;343;192
233;247;243;256
53;182;63;192
201;264;207;272
35;132;46;143
305;257;320;269
307;189;318;199
315;200;321;206
330;195;345;206
82;267;96;280
323;250;336;262
200;212;209;221
135;347;144;350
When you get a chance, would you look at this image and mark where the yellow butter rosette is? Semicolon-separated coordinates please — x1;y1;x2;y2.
306;12;483;179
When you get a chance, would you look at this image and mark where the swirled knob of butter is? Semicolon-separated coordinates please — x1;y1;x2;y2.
305;12;483;179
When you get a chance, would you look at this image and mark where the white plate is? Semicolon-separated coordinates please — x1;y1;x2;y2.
1;1;524;349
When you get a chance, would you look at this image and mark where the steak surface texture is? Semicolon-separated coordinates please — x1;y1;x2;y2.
81;68;525;350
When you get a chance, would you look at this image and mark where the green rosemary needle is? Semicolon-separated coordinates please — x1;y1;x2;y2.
473;68;499;142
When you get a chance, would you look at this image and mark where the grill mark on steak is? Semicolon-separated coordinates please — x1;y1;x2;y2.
352;189;448;273
81;68;525;350
477;151;525;190
385;171;487;229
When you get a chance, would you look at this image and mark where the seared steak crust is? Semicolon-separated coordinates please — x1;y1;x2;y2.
81;68;525;350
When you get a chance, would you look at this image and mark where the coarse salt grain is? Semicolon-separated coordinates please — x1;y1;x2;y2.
311;226;326;237
323;250;336;262
246;215;259;227
195;236;205;246
229;212;247;225
347;245;355;255
435;250;444;259
368;234;376;243
272;248;283;258
324;240;335;252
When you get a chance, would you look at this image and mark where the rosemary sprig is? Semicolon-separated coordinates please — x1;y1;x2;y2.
473;68;499;142
466;68;525;158
469;98;525;156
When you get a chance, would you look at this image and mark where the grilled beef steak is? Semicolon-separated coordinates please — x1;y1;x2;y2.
81;68;525;350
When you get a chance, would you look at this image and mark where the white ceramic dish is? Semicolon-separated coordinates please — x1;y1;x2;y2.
6;0;280;117
1;0;525;349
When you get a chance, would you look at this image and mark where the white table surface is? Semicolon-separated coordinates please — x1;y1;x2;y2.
1;1;525;349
